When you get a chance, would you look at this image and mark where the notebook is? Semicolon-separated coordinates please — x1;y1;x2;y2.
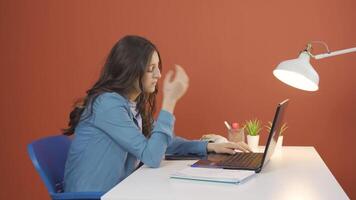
170;167;255;184
191;99;289;173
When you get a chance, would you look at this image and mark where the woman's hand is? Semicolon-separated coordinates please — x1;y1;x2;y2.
162;65;189;113
207;142;252;154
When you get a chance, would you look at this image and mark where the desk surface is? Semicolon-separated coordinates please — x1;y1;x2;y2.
102;147;349;200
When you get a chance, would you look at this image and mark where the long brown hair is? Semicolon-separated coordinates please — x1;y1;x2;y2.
63;35;162;137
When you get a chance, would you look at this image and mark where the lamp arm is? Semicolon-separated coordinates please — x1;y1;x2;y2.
314;47;356;60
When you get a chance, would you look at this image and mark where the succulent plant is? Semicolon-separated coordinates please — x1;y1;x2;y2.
244;119;262;136
265;121;288;136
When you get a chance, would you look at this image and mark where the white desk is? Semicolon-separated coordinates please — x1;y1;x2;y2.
102;147;349;200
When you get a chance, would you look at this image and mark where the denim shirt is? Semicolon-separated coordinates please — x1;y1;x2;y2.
64;92;208;192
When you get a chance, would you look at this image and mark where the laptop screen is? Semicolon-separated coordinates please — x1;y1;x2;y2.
261;99;289;168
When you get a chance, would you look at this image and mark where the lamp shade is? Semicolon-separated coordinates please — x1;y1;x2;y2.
273;51;319;91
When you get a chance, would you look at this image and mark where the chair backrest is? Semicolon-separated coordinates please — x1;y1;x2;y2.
27;135;71;195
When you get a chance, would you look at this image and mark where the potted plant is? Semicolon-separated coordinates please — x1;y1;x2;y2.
266;121;288;152
244;119;262;151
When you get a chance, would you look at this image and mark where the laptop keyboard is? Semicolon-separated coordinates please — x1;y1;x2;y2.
218;153;261;167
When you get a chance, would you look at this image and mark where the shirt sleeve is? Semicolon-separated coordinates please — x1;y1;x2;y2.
93;95;175;168
166;136;208;156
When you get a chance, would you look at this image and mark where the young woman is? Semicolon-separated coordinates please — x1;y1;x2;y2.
63;35;251;192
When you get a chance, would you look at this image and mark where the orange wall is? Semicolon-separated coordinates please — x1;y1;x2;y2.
1;0;355;199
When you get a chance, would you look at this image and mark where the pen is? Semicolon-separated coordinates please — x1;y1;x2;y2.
224;121;232;130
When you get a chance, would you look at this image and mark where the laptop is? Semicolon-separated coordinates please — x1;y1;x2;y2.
191;99;289;173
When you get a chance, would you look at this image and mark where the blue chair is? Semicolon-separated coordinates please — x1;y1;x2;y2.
27;135;103;200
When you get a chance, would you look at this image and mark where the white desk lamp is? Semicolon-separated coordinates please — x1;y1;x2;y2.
273;41;356;91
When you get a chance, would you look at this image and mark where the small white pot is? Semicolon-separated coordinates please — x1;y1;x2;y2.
275;136;284;153
247;135;259;152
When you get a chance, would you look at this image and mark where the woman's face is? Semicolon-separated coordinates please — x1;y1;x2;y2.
141;51;161;93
